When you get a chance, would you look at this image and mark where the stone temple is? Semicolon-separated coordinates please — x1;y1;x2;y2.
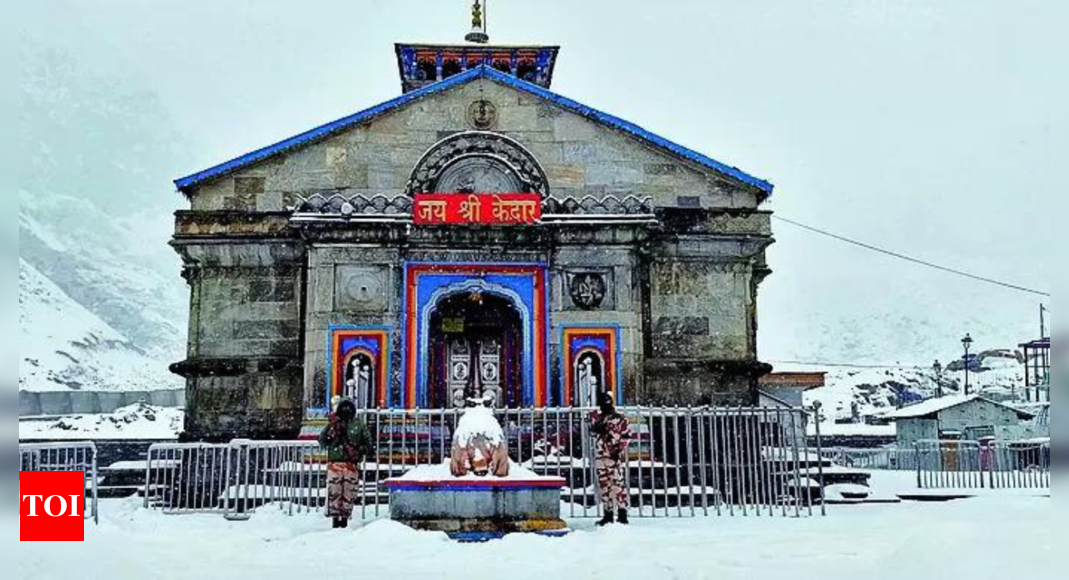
169;22;775;442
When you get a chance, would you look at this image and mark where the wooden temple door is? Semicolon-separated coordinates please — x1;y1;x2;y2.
445;336;504;407
429;292;523;409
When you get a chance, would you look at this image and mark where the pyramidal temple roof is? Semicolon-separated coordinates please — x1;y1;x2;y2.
174;66;774;196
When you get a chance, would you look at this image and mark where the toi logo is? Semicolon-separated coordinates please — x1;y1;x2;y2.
20;472;86;542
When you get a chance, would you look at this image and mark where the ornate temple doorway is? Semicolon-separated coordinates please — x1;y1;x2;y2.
428;291;523;408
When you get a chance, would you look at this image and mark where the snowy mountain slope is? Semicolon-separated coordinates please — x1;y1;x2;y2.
19;258;181;393
17;44;190;396
19;189;186;361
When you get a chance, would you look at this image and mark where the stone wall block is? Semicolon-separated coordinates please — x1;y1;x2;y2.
68;393;101;414
38;392;73;415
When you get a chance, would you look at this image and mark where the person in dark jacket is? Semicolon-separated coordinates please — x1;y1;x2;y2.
590;391;633;526
318;399;371;529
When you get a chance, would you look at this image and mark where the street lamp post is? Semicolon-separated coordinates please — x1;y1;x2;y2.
961;333;974;396
932;360;943;398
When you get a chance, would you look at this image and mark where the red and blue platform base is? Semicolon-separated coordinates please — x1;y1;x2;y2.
383;468;569;542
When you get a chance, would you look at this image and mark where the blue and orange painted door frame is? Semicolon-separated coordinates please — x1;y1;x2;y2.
401;262;550;409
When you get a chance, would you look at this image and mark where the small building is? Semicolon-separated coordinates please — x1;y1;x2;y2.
757;373;825;446
887;395;1035;448
758;372;826;409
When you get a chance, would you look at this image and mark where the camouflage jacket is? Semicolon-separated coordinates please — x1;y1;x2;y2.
318;415;371;464
590;410;634;460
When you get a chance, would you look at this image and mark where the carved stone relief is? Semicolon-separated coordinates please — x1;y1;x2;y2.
466;99;498;130
435;156;522;194
334;265;390;312
407;131;548;196
566;271;613;310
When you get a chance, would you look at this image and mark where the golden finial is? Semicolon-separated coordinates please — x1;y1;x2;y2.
466;1;489;44
472;1;483;29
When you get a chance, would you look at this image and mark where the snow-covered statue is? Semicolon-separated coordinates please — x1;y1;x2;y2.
450;397;509;477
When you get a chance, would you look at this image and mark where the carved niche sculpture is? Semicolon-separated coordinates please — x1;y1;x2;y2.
569;273;607;310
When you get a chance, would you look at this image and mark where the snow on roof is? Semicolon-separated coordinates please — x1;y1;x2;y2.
173;66;773;196
886;395;1036;420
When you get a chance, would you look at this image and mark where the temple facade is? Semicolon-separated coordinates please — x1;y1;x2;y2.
170;27;776;441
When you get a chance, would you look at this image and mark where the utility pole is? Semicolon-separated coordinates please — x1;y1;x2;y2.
962;333;974;396
1040;303;1047;339
932;360;944;398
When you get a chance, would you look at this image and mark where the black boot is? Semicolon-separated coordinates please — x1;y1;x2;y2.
339;517;349;529
596;509;615;527
332;517;342;529
617;509;629;525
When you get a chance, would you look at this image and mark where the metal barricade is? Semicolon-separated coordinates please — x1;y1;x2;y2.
143;406;821;520
916;439;1051;489
145;442;232;514
823;447;920;471
223;440;324;520
19;442;99;524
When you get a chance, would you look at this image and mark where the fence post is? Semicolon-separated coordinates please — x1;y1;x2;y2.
915;441;922;489
144;446;154;510
812;402;826;516
986;448;993;490
222;443;235;519
91;443;99;525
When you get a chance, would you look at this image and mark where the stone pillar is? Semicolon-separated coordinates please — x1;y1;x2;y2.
171;237;306;442
643;208;774;406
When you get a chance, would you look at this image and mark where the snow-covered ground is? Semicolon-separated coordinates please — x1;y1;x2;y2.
9;494;1050;580
18;403;182;440
864;469;1049;500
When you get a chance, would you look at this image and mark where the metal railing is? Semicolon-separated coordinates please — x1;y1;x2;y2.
821;447;920;471
145;406;824;519
916;440;1051;489
18;442;99;524
145;442;232;514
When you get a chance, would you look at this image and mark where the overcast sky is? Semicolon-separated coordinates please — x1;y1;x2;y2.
18;1;1062;365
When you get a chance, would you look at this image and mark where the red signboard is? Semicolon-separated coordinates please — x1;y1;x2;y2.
413;193;541;225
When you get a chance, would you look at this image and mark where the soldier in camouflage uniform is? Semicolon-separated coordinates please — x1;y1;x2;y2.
318;399;371;529
590;391;634;526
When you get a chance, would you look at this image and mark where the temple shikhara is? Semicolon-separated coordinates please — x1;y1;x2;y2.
170;3;776;441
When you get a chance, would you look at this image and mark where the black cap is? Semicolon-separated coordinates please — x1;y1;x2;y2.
336;399;356;421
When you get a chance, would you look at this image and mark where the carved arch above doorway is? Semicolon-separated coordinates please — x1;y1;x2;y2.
406;131;549;197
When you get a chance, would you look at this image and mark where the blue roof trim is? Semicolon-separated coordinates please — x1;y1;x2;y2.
175;66;773;195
